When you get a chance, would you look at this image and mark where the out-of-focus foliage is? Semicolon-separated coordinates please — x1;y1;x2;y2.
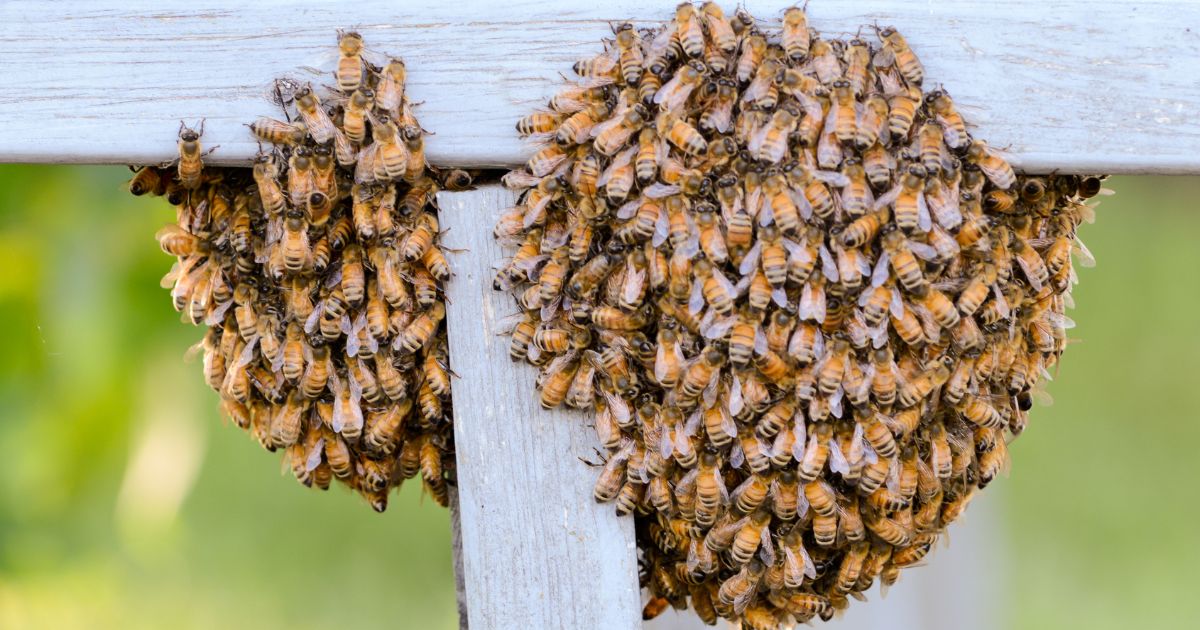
1006;176;1200;630
0;166;1197;629
0;165;456;630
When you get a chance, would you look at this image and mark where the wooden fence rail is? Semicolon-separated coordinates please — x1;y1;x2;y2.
1;1;1199;172
2;2;1199;628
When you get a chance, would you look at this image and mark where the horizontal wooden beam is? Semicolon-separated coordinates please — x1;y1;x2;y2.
0;1;1197;173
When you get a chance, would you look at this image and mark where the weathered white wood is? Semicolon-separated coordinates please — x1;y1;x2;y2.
440;185;642;630
1;0;1198;173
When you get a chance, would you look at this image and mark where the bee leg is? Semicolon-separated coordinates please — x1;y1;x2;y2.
579;448;607;468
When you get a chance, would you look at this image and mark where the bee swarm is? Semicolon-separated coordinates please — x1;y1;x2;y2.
496;3;1103;627
131;32;465;513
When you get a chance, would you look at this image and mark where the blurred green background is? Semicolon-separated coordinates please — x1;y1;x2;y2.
0;167;1196;630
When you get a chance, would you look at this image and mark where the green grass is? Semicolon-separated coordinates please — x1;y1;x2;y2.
0;166;1197;628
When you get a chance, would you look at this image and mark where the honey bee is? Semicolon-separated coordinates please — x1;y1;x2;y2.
281;210;311;273
876;26;923;85
397;302;445;354
701;1;737;53
693;258;736;316
810;36;844;86
516;111;562;137
881;226;932;292
335;30;364;92
679;347;725;405
926;89;968;149
614;23;644;85
731;509;772;566
249;117;307;146
1011;234;1050;292
655;60;706;114
338;88;372;144
293;85;336;144
156;223;202;257
658;112;707;156
176;120;206;190
918;121;948;176
965;140;1016;190
782;7;811;61
674;2;705;58
376;58;408;114
749;104;799;164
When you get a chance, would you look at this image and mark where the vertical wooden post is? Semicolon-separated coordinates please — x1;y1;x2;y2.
439;185;642;629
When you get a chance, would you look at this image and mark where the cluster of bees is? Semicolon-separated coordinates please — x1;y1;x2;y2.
496;3;1102;627
129;32;470;512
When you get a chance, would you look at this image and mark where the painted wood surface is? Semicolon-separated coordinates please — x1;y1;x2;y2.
1;1;1198;173
440;185;643;630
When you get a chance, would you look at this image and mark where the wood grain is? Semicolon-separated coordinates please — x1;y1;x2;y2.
439;185;643;630
0;1;1198;173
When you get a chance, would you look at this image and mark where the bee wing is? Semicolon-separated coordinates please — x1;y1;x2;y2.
729;440;746;469
828;386;844;418
303;302;326;335
713;266;737;297
588;112;625;140
817;132;841;170
757;192;776;227
937;115;965;149
884;288;903;320
819;244;840;282
710;101;734;134
908;240;939;261
643;182;681;199
772;287;790;308
848;419;866;463
657;425;676;460
1015;251;1045;292
874;183;902;211
652;208;670;247
828;436;850;475
684;408;703;436
980;151;1015;190
917;191;932;232
780;237;805;260
702;315;737;340
654;343;675;383
799;280;826;322
873;46;897;69
502;170;541;189
705;226;729;263
645;24;673;58
754;327;769;355
854;250;874;277
728;372;745;417
739;240;763;275
622;264;645;305
759;527;776;566
933;192;963;230
664;82;696;114
740;73;770;105
1074;238;1097;268
615;198;641;220
688;277;706;316
746;119;770;155
701;367;722;408
354;144;380;184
